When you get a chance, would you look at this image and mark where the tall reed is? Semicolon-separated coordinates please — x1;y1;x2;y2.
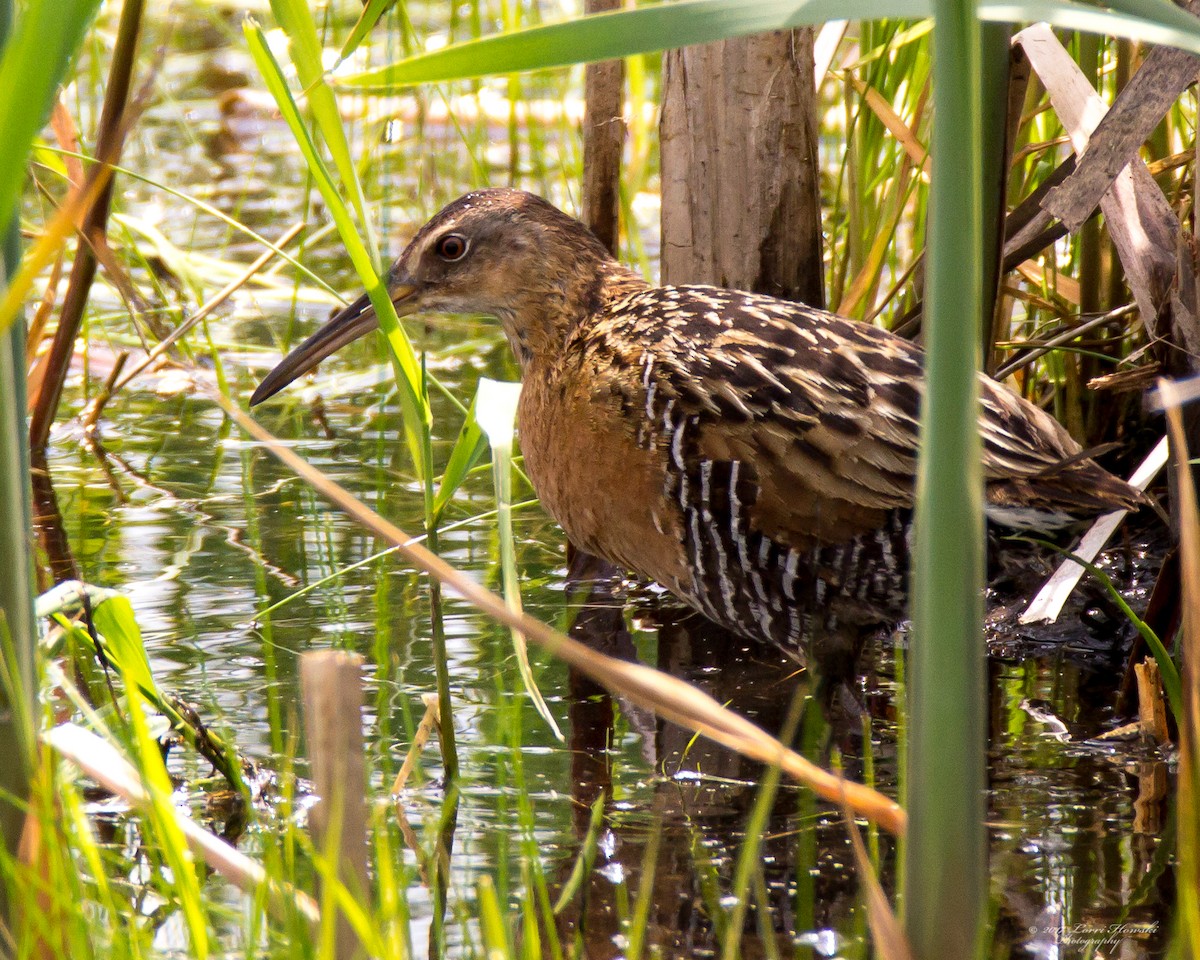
0;0;102;924
904;0;986;956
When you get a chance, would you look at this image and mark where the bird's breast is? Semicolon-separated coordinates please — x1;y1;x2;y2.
516;363;691;594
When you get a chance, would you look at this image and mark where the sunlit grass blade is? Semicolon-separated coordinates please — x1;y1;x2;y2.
244;17;429;478
477;875;514;955
432;386;488;525
89;595;157;697
123;682;211;957
844;20;932;70
268;0;379;266
336;0;933;90
336;0;396;67
477;378;562;742
0;0;101;239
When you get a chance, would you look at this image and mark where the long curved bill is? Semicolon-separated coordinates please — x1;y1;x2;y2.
250;281;417;406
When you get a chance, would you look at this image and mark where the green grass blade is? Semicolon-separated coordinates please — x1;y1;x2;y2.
1025;538;1183;720
477;875;514;955
477;378;562;742
336;0;933;90
244;20;374;290
625;826;660;960
0;5;100;885
980;0;1200;54
90;596;158;698
124;681;211;957
0;0;101;238
244;17;431;477
268;0;379;266
336;0;396;67
551;791;605;915
433;387;488;523
1092;0;1200;36
0;141;33;918
905;0;987;957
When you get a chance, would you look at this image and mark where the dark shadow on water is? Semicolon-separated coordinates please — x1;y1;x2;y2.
551;564;873;958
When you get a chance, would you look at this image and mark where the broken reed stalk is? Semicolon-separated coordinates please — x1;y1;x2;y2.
1133;659;1169;745
214;388;905;835
300;651;370;960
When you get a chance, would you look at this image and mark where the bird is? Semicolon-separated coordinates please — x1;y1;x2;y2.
252;188;1147;671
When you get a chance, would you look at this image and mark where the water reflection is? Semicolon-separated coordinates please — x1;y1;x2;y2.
527;539;1175;958
552;567;871;958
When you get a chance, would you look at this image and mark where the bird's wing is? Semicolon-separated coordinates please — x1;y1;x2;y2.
595;286;1116;548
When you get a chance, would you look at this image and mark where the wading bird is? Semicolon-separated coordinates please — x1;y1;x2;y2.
252;189;1145;671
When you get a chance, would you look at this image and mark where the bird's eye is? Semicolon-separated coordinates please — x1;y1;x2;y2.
435;234;469;262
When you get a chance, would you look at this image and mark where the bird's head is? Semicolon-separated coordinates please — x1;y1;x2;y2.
251;188;624;405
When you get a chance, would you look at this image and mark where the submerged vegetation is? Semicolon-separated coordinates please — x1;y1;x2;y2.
1;0;1199;957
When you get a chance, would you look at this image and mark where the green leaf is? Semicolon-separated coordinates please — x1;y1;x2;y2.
268;0;379;264
336;0;398;67
433;387;488;523
1101;0;1200;37
245;17;431;476
91;596;158;700
981;0;1200;55
336;0;930;90
0;0;102;238
334;0;1200;93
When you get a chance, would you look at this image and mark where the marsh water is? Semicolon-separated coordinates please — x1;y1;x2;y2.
31;6;1176;957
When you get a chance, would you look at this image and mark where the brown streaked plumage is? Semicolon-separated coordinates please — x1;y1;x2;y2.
251;188;1146;660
